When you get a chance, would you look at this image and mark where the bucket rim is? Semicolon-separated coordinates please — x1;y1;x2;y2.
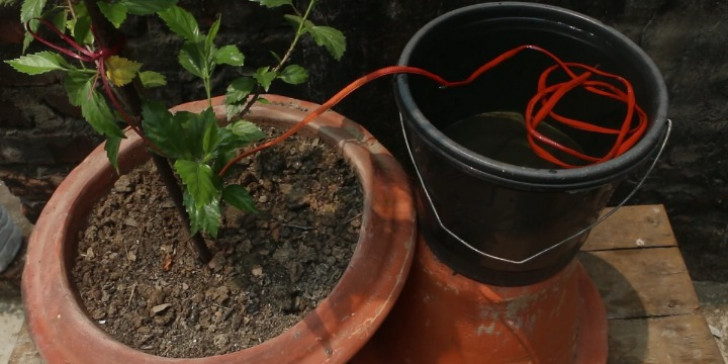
395;1;669;190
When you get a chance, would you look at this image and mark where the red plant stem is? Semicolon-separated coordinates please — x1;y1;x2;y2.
219;44;647;176
26;18;159;152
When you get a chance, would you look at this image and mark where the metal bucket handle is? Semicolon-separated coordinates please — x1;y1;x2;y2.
401;116;673;265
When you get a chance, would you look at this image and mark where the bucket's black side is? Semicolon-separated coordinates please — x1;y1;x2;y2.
405;126;616;285
395;2;668;286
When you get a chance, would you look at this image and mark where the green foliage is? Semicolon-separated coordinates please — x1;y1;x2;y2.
285;14;346;60
20;0;46;51
139;71;167;87
141;100;264;236
158;5;200;42
253;66;277;91
97;1;127;29
250;0;293;8
214;45;245;67
223;184;257;213
279;64;308;85
10;0;346;238
5;51;70;74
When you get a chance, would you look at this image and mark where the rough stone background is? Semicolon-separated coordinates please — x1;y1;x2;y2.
0;0;727;281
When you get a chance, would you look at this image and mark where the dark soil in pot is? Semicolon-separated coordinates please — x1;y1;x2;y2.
70;126;363;358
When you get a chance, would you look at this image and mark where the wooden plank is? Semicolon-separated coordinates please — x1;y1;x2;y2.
579;248;699;319
608;315;724;364
582;205;678;251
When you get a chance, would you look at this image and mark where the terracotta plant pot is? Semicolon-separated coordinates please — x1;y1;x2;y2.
353;236;607;364
22;95;416;363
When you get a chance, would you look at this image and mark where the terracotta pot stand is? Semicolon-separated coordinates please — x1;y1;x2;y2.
353;236;608;364
22;95;416;364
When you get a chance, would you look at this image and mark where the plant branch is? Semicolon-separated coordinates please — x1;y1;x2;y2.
82;0;212;263
239;0;316;116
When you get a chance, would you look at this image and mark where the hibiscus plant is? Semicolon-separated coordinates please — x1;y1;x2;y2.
5;0;346;254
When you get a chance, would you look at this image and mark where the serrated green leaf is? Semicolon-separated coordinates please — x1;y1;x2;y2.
285;15;346;60
225;77;255;104
223;184;257;213
98;1;128;28
175;160;220;208
253;66;277;91
139;71;167;87
213;45;245;67
205;17;221;56
82;90;126;139
278;64;308;85
142;102;219;161
183;191;221;237
158;5;200;42
120;0;177;15
72;12;93;45
306;25;346;61
104;135;123;172
202;118;219;158
64;71;94;106
250;0;292;8
5;51;70;75
178;42;206;78
47;7;68;35
21;0;47;52
141;100;186;159
20;0;46;23
228;120;265;140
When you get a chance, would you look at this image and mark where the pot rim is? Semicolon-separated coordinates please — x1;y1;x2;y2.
22;95;416;363
395;1;669;190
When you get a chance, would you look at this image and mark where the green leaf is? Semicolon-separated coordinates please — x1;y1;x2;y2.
250;0;293;8
253;66;277;91
98;1;128;28
306;25;346;61
285;15;346;60
72;12;93;45
223;184;257;213
120;0;177;15
175;160;220;208
183;191;221;237
202;118;219;158
228;120;265;141
21;0;46;52
213;45;245;67
20;0;46;23
82;90;126;139
178;42;206;78
205;17;221;56
47;7;69;35
225;77;255;104
64;71;94;106
5;51;70;75
139;71;167;87
278;64;308;85
104;135;123;172
158;5;200;42
141;100;186;159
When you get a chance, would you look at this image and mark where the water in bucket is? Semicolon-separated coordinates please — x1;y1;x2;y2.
443;111;584;169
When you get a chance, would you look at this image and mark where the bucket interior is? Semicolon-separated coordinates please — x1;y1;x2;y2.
402;8;664;169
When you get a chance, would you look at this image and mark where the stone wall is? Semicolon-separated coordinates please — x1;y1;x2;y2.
1;0;726;280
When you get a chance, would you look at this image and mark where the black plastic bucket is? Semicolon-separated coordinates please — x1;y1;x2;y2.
395;2;669;286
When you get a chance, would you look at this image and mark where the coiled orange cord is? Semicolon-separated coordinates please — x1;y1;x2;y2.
220;44;646;175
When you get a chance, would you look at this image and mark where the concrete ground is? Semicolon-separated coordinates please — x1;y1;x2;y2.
0;179;726;363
